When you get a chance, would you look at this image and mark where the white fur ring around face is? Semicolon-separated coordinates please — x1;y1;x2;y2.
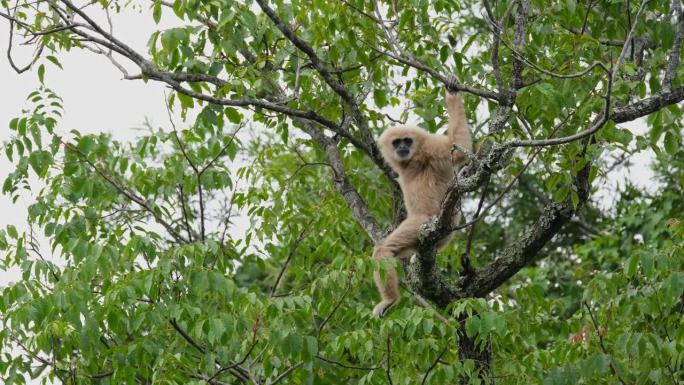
372;299;397;318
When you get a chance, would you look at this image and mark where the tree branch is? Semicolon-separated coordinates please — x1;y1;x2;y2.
166;100;206;241
169;319;250;382
64;141;189;244
317;272;352;334
610;85;684;123
457;157;591;298
361;38;501;101
583;302;628;385
510;0;530;89
5;10;45;73
420;346;448;385
254;0;390;178
42;6;377;162
315;355;380;370
385;333;394;385
271;226;308;297
270;362;304;385
206;317;260;384
663;0;684;90
298;122;382;241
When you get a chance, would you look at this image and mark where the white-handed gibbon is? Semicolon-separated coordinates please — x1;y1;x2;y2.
372;91;472;317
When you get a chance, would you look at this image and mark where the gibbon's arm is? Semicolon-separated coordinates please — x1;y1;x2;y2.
446;93;472;158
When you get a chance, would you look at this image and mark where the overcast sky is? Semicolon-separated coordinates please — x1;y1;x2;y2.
0;7;181;287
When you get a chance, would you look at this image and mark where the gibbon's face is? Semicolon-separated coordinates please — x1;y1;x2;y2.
391;136;414;161
380;126;426;166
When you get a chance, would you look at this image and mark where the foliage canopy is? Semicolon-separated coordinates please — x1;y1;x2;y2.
1;0;684;384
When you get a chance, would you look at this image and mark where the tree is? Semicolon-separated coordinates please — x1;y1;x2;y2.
1;0;683;383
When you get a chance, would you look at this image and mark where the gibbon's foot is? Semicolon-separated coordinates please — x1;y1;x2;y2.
372;299;397;318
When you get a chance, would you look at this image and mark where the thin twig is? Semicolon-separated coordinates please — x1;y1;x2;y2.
509;0;649;148
315;355;380;370
317;272;352;334
401;283;450;324
583;302;628;385
199;122;245;176
270;362;304;384
254;0;379;162
206;317;260;383
5;9;45;73
169;319;250;382
385;333;394;385
421;346;449;385
64;141;188;244
580;0;596;35
271;225;309;297
169;319;205;354
165;95;205;241
462;176;491;276
177;185;194;242
360;38;500;101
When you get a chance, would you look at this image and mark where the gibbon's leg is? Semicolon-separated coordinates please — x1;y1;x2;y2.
372;215;429;317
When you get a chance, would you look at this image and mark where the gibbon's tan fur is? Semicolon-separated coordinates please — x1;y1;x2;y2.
372;92;472;317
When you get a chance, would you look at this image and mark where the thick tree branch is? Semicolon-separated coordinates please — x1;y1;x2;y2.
299;122;382;241
419;143;514;248
408;0;655;305
409;156;592;306
510;0;530;89
460;184;586;297
409;78;684;303
610;86;684;123
663;0;684;90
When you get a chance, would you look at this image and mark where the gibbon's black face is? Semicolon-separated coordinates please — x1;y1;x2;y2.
391;137;413;160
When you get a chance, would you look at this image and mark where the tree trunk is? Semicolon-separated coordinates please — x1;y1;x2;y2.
457;319;492;385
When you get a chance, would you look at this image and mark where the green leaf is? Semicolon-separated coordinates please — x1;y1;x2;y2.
664;131;679;155
38;64;45;84
225;107;242;123
626;253;640;277
153;0;162;23
373;89;388;108
7;225;18;239
45;55;63;69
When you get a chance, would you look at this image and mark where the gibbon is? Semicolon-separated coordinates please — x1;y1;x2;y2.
372;91;472;317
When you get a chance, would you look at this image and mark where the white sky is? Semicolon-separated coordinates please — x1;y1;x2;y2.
0;7;182;287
